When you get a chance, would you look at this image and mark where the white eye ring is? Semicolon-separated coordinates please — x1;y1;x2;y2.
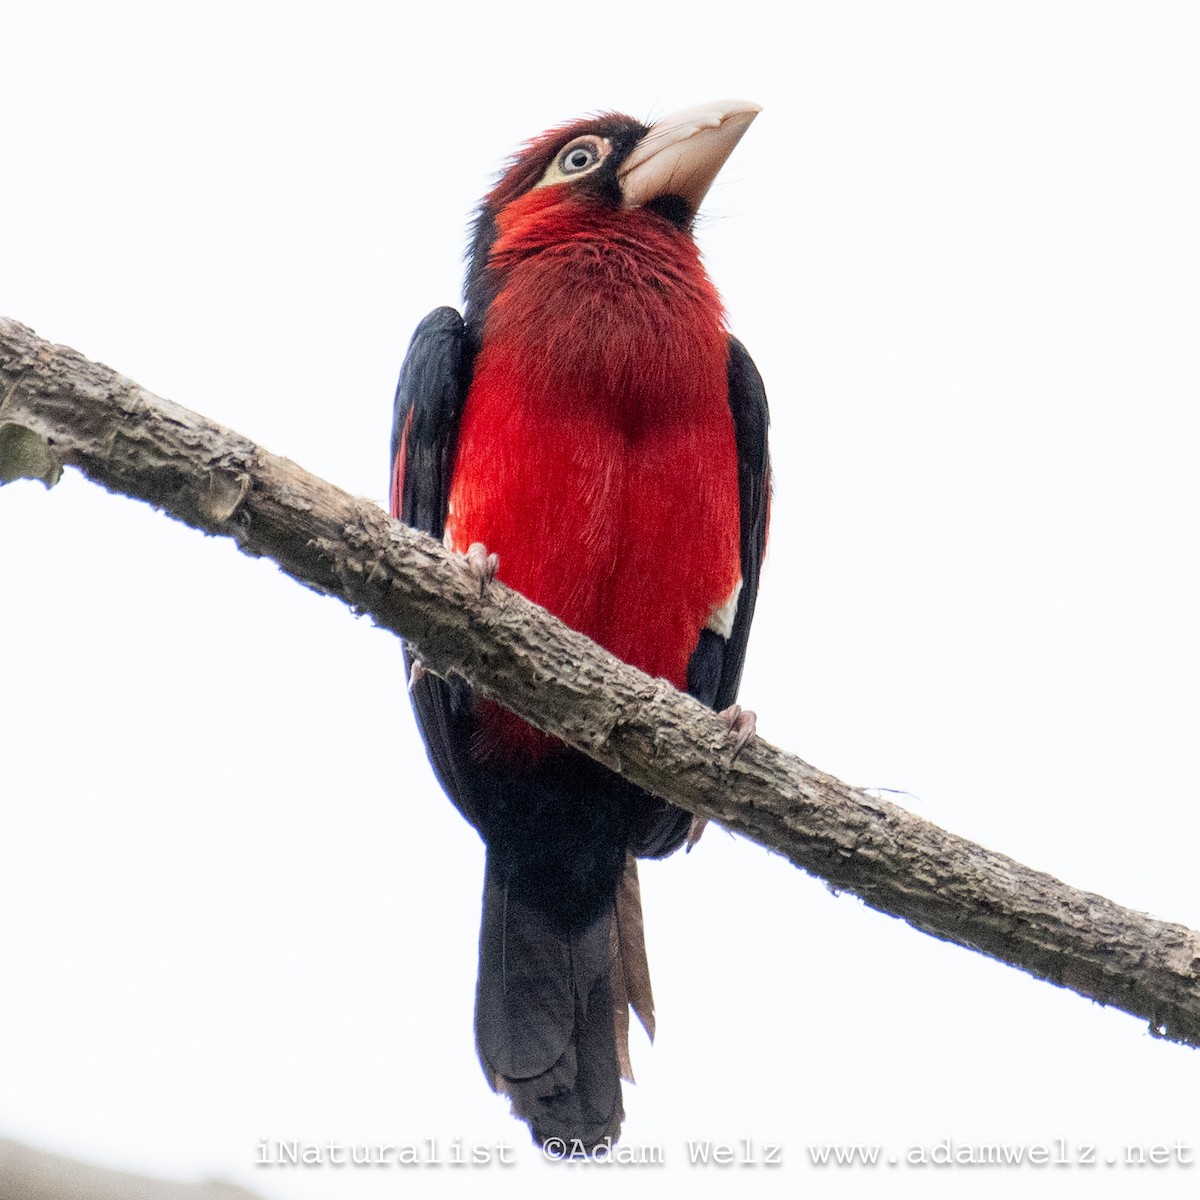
535;135;611;189
558;138;602;175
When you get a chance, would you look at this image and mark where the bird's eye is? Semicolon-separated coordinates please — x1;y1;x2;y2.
558;139;601;175
534;135;612;190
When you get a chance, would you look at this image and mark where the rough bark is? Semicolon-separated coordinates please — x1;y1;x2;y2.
3;314;1199;1047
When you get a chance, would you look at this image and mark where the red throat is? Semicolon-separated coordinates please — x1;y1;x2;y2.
447;188;742;763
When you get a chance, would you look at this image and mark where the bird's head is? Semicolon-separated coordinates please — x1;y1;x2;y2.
464;100;760;324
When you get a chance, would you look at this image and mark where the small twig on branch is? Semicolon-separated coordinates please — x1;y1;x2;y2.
3;314;1199;1046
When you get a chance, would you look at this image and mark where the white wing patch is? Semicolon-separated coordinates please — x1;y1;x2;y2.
706;576;742;639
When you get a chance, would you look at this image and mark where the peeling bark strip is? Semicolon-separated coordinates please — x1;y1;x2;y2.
3;314;1199;1045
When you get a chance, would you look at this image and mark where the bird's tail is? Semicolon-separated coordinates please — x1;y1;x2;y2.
475;851;655;1150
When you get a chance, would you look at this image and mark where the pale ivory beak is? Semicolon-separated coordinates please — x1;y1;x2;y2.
618;99;761;213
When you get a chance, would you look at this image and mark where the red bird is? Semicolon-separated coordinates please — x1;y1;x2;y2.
391;100;770;1149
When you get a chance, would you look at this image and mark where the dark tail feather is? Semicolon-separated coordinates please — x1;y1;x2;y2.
475;856;623;1149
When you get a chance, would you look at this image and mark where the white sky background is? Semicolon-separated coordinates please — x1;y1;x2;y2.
2;1;1199;1197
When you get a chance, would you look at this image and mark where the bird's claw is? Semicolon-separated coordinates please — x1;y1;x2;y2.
465;542;499;598
718;703;757;760
685;815;708;851
408;658;428;691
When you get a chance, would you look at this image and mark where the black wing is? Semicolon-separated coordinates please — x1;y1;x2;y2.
636;337;770;858
391;306;471;537
390;307;486;829
686;335;771;712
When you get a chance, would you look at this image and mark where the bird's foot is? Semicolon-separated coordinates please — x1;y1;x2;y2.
464;542;499;598
685;815;708;851
719;703;757;759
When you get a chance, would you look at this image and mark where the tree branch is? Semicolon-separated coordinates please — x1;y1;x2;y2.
3;315;1198;1047
0;1136;263;1200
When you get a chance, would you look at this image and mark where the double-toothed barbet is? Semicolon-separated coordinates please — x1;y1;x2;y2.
391;99;770;1149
